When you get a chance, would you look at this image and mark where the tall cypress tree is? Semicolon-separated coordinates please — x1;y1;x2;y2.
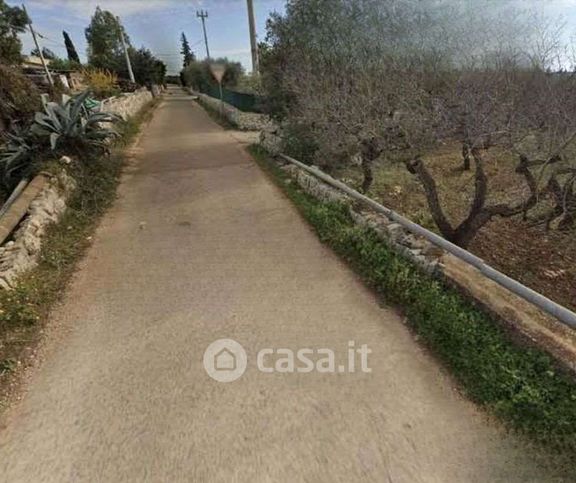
180;32;195;68
62;30;80;64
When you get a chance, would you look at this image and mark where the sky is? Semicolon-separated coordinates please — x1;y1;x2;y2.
8;0;286;74
8;0;576;75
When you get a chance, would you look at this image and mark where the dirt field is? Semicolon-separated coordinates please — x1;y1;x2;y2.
336;143;576;313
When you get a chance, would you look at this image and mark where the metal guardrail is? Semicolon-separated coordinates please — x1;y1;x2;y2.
279;153;576;330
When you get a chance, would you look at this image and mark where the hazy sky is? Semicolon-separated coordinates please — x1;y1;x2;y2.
8;0;576;74
8;0;286;74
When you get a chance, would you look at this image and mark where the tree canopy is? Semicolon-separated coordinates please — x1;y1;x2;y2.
127;47;167;85
85;7;129;71
85;7;166;85
30;47;56;60
261;0;576;242
0;0;28;64
181;58;243;91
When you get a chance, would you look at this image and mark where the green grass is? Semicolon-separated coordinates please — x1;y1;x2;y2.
249;144;576;465
0;98;160;396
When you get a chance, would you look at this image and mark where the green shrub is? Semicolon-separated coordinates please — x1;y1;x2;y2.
281;122;318;165
81;68;120;99
49;58;81;72
181;58;243;91
0;90;120;189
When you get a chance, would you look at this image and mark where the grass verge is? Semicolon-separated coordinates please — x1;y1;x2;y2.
0;98;160;406
249;144;576;464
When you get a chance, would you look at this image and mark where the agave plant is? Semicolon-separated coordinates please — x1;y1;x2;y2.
0;90;122;190
0;127;35;187
30;90;121;155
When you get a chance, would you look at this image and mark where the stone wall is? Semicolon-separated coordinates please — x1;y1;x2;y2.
0;171;75;289
259;129;283;155
191;90;275;131
101;88;153;120
280;163;442;274
0;88;155;289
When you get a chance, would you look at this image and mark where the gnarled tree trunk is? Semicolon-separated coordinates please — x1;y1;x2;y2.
406;150;539;248
462;142;471;171
361;158;374;194
359;137;383;194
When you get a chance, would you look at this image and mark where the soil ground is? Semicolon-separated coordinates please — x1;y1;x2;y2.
337;143;576;313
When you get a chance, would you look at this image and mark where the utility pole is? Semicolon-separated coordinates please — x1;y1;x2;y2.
196;10;210;60
246;0;259;74
116;16;135;83
22;4;54;88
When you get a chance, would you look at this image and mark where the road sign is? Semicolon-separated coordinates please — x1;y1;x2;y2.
210;63;226;84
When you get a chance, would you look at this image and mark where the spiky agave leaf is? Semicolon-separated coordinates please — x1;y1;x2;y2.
0;134;34;187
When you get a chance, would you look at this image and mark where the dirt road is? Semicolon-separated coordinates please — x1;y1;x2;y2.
0;89;556;481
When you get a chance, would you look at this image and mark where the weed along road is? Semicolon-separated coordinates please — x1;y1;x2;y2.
0;89;557;481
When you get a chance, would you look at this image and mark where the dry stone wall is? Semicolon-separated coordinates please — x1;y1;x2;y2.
259;129;283;155
0;171;75;289
280;163;442;274
0;89;153;289
101;88;153;120
191;91;275;131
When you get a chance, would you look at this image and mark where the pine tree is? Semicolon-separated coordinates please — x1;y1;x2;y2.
180;32;195;68
62;30;80;64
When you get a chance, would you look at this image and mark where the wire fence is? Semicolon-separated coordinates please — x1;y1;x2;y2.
198;84;263;113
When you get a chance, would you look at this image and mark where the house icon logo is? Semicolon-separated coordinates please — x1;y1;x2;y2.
203;339;247;382
214;348;236;371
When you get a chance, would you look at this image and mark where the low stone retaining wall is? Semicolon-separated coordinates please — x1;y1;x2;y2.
0;89;155;289
0;171;75;289
281;164;442;274
260;129;283;155
101;88;153;120
191;90;274;131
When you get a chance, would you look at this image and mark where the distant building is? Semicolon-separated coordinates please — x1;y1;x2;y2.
21;55;53;90
21;56;86;93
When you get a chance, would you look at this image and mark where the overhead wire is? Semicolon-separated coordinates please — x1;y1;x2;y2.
13;10;220;78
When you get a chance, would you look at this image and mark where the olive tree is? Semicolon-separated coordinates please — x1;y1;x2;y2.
261;0;571;245
510;69;576;231
263;0;452;191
